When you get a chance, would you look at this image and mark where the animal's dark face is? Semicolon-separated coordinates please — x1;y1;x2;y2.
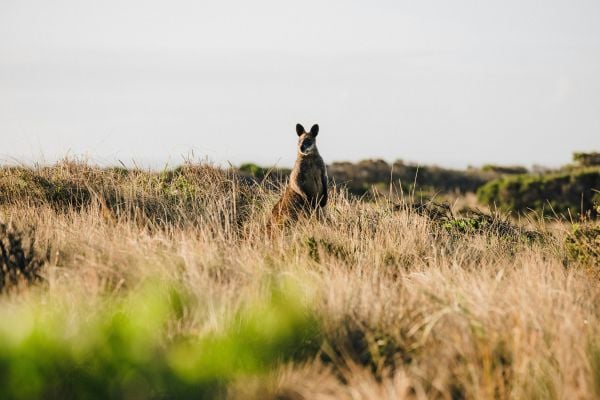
296;123;319;156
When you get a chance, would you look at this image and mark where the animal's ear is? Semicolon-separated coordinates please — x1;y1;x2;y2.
310;124;319;136
296;123;305;136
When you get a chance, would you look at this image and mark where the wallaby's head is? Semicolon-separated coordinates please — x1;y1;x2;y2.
296;123;319;156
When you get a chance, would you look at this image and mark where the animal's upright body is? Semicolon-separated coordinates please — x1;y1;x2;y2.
271;123;328;227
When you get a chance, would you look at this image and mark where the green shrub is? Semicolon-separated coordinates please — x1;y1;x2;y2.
406;201;542;242
573;152;600;167
239;163;266;179
443;217;487;234
481;164;528;175
565;224;600;266
304;236;351;263
477;170;600;216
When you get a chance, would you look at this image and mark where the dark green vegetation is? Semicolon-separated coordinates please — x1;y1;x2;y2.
326;159;495;196
480;164;528;175
476;152;599;216
0;223;46;293
477;168;600;217
565;224;600;266
574;152;600;167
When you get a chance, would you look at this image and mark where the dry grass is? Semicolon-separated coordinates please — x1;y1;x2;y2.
0;160;599;399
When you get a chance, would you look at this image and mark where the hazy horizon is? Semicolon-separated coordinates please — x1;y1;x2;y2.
1;0;599;169
0;148;593;172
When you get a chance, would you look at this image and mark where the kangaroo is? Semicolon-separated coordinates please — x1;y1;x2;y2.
270;123;328;228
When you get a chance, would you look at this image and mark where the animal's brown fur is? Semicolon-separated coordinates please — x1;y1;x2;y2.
270;123;328;229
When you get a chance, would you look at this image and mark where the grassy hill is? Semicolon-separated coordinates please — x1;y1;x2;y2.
0;160;598;399
241;154;600;217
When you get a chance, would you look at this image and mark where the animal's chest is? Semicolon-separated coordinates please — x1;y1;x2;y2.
298;166;322;198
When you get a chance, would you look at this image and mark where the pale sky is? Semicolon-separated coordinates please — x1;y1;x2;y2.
1;0;599;168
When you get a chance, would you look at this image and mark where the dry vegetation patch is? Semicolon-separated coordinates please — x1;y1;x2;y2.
0;161;598;399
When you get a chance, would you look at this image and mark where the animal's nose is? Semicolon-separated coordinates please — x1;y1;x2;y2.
301;141;313;151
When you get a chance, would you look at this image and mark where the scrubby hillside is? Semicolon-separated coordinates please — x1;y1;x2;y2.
477;167;600;217
0;161;599;399
240;153;600;217
239;159;499;197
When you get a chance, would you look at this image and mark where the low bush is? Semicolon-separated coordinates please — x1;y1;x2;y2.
477;169;600;216
403;201;542;242
481;164;528;175
574;152;600;167
328;159;494;197
565;224;600;267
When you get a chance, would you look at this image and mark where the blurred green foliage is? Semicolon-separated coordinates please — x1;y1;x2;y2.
239;163;267;179
238;163;291;185
0;281;320;399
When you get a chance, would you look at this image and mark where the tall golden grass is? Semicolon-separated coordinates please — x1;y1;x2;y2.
0;160;598;399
